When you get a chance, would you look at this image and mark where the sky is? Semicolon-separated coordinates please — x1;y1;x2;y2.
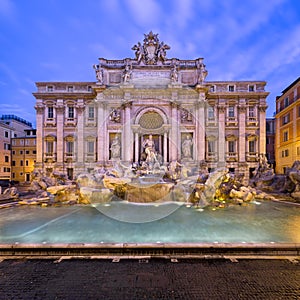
0;0;300;127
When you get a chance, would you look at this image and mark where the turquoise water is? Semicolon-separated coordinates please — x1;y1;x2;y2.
0;201;299;244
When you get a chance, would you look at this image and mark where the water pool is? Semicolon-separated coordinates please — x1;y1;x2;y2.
0;201;299;244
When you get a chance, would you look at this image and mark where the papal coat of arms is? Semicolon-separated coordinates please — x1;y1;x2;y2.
132;31;170;65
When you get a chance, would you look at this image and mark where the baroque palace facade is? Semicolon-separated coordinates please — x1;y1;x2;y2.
33;32;268;181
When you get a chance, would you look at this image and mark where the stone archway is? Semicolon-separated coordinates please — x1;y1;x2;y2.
133;107;170;163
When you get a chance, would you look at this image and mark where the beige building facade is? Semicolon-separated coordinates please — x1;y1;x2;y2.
33;32;269;182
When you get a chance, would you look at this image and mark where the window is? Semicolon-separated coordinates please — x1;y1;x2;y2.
4;167;10;172
297;146;300;156
47;86;53;92
46;141;54;154
12;150;15;155
248;107;255;118
20;160;23;166
66;141;74;154
33;150;36;154
208;141;215;152
26;160;29;166
20;139;24;145
26;150;30;154
282;149;289;157
4;143;10;150
207;107;214;119
5;156;9;163
12;161;15;166
88;141;94;153
284;97;289;108
12;140;16;146
19;150;23;155
248;85;255;92
249;140;256;153
210;85;215;92
228;106;235;117
285;149;289;156
88;107;95;119
5;131;8;138
282;113;290;125
67;86;74;92
48;107;54;119
283;131;288;142
68;107;74;118
25;140;30;145
88;86;92;92
228;85;235;92
228;141;235;153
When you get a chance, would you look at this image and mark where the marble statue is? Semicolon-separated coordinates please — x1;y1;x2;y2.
142;135;157;163
182;135;193;158
123;63;132;83
132;31;170;65
196;60;208;84
132;42;144;63
110;136;121;159
93;64;104;84
109;109;121;123
170;64;178;83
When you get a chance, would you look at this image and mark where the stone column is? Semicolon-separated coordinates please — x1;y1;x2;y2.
258;103;267;154
76;103;85;163
170;101;178;161
217;104;226;166
123;101;132;162
102;103;109;162
134;132;139;162
56;104;65;165
96;96;105;164
195;87;206;162
238;104;246;162
163;131;168;163
34;103;44;168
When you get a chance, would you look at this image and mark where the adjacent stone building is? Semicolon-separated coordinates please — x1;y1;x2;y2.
275;77;300;174
266;117;275;168
11;129;37;183
33;32;269;182
0;115;33;183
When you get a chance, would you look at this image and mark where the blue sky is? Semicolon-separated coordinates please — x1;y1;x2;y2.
0;0;300;126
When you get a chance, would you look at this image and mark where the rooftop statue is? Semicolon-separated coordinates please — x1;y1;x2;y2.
132;31;170;65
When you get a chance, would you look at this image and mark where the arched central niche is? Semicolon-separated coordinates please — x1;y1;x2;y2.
139;111;164;129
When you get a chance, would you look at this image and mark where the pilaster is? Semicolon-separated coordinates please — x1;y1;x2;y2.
34;103;45;167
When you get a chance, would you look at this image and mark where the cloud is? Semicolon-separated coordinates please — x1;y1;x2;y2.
171;0;194;29
125;0;161;27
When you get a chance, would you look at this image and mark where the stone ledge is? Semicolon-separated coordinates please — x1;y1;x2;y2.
0;243;299;258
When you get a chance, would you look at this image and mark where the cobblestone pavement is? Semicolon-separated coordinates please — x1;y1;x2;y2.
0;258;299;299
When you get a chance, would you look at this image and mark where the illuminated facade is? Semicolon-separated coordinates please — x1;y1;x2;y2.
11;129;37;182
33;32;269;181
275;77;300;174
